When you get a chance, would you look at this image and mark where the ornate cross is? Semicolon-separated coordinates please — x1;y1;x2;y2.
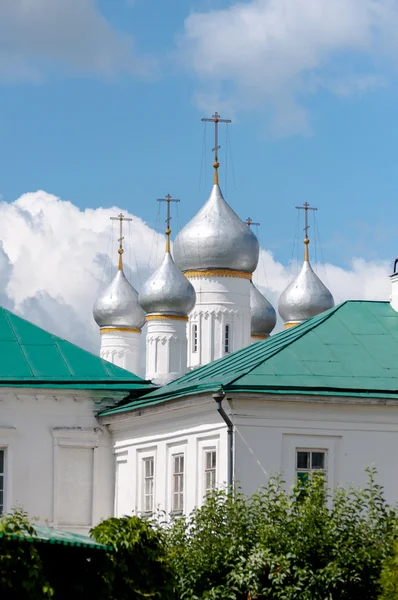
201;112;231;185
295;202;317;260
110;213;132;270
157;194;180;252
246;217;260;228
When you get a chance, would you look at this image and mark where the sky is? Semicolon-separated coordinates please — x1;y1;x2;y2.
0;0;398;368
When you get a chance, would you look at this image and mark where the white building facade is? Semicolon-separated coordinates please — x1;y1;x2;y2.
101;389;398;517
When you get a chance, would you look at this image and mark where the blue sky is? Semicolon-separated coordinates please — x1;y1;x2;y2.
1;0;398;270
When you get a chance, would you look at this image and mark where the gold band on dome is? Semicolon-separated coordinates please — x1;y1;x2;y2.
251;333;269;339
284;322;300;329
184;269;252;281
100;327;141;334
146;314;189;322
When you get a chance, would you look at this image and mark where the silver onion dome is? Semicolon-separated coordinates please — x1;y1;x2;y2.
173;184;259;274
139;252;196;316
250;281;276;336
93;269;146;329
278;260;334;325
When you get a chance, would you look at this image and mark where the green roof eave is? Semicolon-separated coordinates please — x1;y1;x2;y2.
99;384;217;416
0;379;152;390
0;525;112;551
100;384;398;417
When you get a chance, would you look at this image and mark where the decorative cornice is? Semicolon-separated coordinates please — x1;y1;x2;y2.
251;333;270;339
100;327;141;335
146;314;189;322
184;269;252;281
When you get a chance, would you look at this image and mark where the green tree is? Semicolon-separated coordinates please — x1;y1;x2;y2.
379;541;398;600
0;508;54;599
91;514;174;600
166;469;398;600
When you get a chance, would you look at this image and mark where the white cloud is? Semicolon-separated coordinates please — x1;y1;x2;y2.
177;0;398;134
0;190;165;356
0;190;393;371
0;0;151;82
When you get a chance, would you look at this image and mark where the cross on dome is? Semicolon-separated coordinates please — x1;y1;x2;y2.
201;112;231;185
295;202;317;261
110;212;132;270
157;194;180;253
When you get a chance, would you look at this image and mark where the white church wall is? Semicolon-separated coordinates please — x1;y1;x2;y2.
232;397;398;504
104;397;228;517
105;393;398;517
0;389;113;533
100;329;141;375
187;275;251;368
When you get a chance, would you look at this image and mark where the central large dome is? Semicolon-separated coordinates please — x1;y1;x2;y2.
173;184;259;274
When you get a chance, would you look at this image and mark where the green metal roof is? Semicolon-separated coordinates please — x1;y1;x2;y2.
0;525;111;550
101;300;398;416
0;307;152;392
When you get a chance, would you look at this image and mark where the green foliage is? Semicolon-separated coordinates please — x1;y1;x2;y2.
166;468;398;600
1;470;397;600
0;507;54;599
91;514;174;600
0;508;109;599
379;541;398;600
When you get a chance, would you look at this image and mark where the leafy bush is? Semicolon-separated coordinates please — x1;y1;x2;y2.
166;469;398;600
0;509;173;600
91;514;174;600
0;507;54;599
1;470;397;600
379;541;398;600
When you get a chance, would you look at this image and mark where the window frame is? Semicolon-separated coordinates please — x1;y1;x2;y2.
171;453;185;514
142;456;155;515
136;446;157;516
295;448;327;486
204;448;217;495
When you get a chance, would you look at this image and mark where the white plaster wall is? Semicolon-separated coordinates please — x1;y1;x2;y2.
145;318;188;385
100;330;141;375
105;393;398;517
187;275;251;368
0;389;113;534
232;397;398;504
105;397;228;517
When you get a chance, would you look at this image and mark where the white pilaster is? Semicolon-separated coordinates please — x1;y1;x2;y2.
187;272;251;369
145;316;188;385
100;328;141;375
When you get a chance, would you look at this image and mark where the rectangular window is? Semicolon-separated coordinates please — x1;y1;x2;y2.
0;450;4;514
192;324;198;353
296;449;326;486
143;457;154;514
172;454;184;512
225;324;230;354
204;450;217;494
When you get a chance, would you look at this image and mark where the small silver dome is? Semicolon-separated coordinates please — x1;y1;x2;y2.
278;260;334;325
139;252;196;316
93;269;145;329
173;184;259;274
250;281;276;336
